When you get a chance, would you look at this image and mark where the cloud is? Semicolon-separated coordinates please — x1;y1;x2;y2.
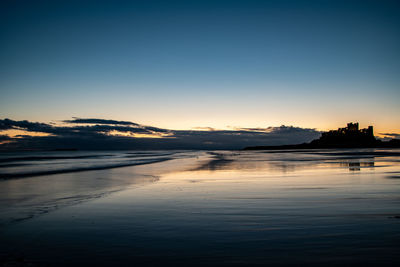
0;118;321;150
380;133;400;138
0;118;54;132
63;118;139;126
0;135;12;141
378;132;400;141
0;118;169;137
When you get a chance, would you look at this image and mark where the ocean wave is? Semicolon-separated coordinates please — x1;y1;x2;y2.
0;154;113;163
0;157;172;179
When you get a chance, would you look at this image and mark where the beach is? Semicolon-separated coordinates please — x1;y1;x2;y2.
1;149;400;266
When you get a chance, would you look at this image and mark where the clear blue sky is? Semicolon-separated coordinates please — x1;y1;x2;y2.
1;0;399;133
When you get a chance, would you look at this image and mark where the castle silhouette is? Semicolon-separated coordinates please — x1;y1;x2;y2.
245;122;399;150
310;122;376;147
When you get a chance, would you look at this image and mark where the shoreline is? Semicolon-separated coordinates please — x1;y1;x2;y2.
0;152;210;226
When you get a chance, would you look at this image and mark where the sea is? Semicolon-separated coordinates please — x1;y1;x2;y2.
0;149;399;266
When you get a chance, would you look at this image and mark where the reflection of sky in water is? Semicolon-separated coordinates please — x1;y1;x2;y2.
0;151;203;225
1;149;400;266
0;150;181;177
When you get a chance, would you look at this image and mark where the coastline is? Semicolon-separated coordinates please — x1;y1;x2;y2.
0;151;210;226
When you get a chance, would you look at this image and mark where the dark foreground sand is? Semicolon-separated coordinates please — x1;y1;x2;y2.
1;149;400;266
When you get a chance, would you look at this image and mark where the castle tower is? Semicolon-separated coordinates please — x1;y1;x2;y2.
367;126;373;137
347;122;359;132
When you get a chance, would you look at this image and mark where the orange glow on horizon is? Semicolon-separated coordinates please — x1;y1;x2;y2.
105;130;173;139
0;129;53;138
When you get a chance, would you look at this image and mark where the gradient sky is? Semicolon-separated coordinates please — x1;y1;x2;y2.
1;0;399;134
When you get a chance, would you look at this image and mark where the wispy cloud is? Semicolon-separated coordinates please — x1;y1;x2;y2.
63;118;139;126
378;132;400;141
380;133;400;138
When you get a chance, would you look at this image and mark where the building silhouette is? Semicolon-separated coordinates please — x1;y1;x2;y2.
311;122;376;147
245;122;400;150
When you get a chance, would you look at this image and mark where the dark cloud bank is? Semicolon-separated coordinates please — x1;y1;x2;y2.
0;118;321;150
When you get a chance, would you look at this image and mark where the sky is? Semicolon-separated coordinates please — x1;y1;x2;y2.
1;0;400;138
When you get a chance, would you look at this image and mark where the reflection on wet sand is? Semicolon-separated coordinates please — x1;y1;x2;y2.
341;160;375;171
194;151;319;173
1;149;400;266
0;168;159;226
0;151;206;225
196;150;378;173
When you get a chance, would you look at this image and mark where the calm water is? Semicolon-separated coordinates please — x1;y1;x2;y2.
1;149;400;266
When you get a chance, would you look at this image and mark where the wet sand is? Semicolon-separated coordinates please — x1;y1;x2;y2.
1;149;400;266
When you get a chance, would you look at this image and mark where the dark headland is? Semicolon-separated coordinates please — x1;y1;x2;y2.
244;122;400;150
